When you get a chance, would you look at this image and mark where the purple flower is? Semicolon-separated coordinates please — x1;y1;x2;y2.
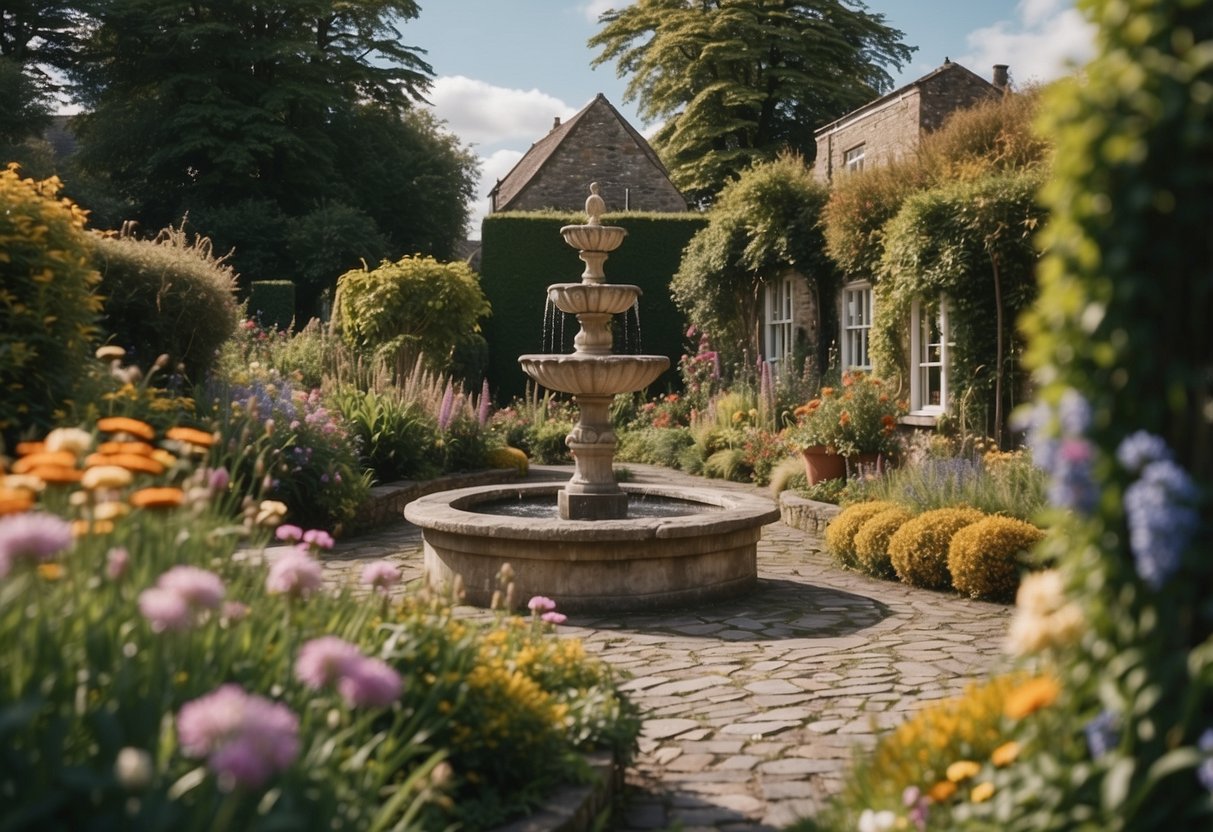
1124;459;1200;589
0;512;73;577
222;601;249;622
903;785;929;830
176;684;299;790
295;636;362;689
1057;388;1092;437
138;587;193;632
1198;729;1213;793
301;529;334;551
207;467;230;494
1084;710;1119;758
541;611;567;625
1049;437;1098;514
478;378;491;427
360;560;401;593
528;596;557;613
1116;431;1171;473
337;657;403;708
266;549;323;598
438;383;455;431
106;547;129;580
274;524;304;542
156;566;225;610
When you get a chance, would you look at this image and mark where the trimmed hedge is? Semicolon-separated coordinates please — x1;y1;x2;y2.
478;211;708;401
249;280;296;331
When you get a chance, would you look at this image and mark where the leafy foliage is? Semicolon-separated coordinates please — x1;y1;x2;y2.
852;504;913;579
823;500;901;570
328;387;439;483
947;516;1044;602
888;507;986;590
589;0;913;203
0;165;101;448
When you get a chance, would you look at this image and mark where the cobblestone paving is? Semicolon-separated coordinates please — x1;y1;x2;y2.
318;465;1011;831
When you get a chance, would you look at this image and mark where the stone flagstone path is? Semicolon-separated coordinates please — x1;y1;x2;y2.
318;465;1012;831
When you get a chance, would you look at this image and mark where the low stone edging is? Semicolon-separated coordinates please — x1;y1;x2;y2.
492;750;620;832
353;468;524;529
777;490;841;533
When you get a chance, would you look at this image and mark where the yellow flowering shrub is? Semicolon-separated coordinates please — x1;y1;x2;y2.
888;507;986;589
852;505;914;579
824;500;901;569
947;515;1045;602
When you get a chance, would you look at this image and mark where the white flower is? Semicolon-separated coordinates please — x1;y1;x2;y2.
44;427;94;456
858;809;897;832
114;746;153;790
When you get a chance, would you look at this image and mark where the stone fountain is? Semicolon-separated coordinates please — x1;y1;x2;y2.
404;186;780;612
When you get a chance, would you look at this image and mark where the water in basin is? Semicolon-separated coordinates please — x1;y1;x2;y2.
472;494;721;519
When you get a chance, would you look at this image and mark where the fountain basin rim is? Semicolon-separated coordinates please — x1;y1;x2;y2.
519;354;670;395
404;482;780;542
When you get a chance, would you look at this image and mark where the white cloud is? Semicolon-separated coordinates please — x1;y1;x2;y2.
466;148;525;240
581;0;630;23
428;76;577;148
959;1;1095;86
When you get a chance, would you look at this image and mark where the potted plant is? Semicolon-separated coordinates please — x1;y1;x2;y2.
788;372;905;483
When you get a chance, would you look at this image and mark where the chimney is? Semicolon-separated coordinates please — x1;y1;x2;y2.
992;64;1010;92
552;116;561;131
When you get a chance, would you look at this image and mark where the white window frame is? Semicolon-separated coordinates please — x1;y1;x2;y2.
909;297;950;415
844;143;865;174
840;281;873;371
764;274;795;367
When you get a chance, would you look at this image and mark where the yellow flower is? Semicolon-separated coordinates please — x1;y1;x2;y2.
1003;676;1060;719
946;760;981;782
970;782;995;803
254;500;289;526
81;465;133;491
94;501;131;521
37;563;64;581
928;780;957;802
991;741;1021;767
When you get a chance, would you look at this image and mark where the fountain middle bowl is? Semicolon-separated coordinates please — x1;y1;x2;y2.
548;282;642;315
404;482;782;612
518;353;670;396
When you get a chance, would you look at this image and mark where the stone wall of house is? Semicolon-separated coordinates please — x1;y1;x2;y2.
812;90;922;185
918;69;1000;132
790;272;819;351
510;102;688;213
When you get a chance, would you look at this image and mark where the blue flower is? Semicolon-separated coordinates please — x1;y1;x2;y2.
1124;460;1200;589
1198;729;1213;793
1049;437;1098;515
1057;389;1092;437
1084;710;1119;759
1116;431;1172;473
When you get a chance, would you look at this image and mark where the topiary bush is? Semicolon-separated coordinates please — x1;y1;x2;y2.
824;500;902;569
0;166;101;447
90;224;239;384
334;255;490;384
888;506;987;590
947;515;1044;602
853;505;915;580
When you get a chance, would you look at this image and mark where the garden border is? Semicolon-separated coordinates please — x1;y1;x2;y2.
777;490;841;533
491;750;620;832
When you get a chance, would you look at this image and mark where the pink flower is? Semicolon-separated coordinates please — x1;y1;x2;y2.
360;560;400;593
176;684;299;790
274;524;303;542
295;636;362;689
337;657;403;708
301;529;334;551
157;566;225;610
222;601;249;622
527;596;557;613
207;467;230;494
106;547;129;580
541;611;567;625
0;512;73;577
266;549;323;598
138;587;193;632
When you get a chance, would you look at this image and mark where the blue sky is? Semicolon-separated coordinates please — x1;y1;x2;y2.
403;1;1094;231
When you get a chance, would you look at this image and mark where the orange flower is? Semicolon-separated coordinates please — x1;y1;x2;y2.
96;416;155;441
1003;676;1060;719
165;426;215;448
37;563;64;581
97;440;155;457
838;410;851;427
991;741;1021;767
130;487;185;509
970;782;995;803
928;780;957;802
71;519;115;536
946;760;981;782
12;451;77;474
29;465;83;484
15;441;46;456
820;387;835;398
0;490;33;516
85;453;164;476
882;414;897;433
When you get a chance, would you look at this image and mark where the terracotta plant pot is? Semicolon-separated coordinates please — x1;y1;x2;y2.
800;445;847;485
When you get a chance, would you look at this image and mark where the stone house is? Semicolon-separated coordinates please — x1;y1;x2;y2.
762;61;1006;424
488;93;687;215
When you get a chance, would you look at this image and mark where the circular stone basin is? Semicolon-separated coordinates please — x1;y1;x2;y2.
548;282;642;315
560;223;626;252
518;354;669;396
404;482;781;613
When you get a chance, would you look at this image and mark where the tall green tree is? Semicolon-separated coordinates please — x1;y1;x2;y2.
1;2;88;154
589;0;913;204
67;1;475;317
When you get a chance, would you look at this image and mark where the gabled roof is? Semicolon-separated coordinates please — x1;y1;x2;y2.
814;60;996;137
488;93;677;212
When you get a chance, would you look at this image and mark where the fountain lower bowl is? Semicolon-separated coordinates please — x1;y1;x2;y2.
519;354;670;396
404;482;781;612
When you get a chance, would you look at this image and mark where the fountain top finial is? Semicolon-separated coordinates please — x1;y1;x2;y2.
585;182;605;226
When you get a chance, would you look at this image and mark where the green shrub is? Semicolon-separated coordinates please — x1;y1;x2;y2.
526;419;574;464
334;255;490;383
768;454;807;497
853;505;914;579
329;386;440;483
888;507;986;590
947;515;1044;602
824;500;902;569
90;224;239;384
0;166;101;446
248;279;296;331
704;447;749;481
617;425;695;468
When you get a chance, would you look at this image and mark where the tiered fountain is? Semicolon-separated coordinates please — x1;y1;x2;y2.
405;185;779;612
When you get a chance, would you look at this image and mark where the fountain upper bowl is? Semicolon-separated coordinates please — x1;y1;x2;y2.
560;224;626;252
519;354;669;395
548;282;642;315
